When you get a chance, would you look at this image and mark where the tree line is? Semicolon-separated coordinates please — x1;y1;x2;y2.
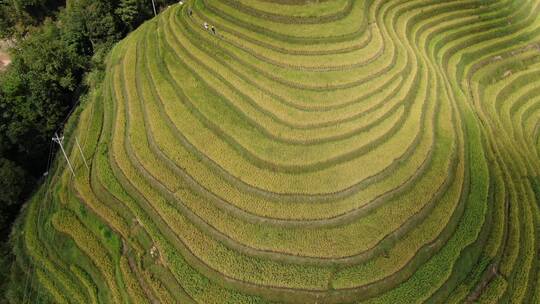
0;0;176;297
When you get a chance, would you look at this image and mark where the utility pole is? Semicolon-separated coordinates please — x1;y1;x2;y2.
52;133;75;177
151;0;157;16
75;137;89;170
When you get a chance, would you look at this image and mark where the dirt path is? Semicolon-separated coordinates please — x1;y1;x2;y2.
121;238;160;304
0;51;10;71
0;39;12;71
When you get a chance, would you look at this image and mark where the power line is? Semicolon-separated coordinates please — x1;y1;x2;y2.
21;140;56;304
21;83;89;302
151;0;157;16
75;137;89;171
24;132;74;303
52;133;75;178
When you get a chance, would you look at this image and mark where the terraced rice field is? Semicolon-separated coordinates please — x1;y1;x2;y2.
11;0;540;303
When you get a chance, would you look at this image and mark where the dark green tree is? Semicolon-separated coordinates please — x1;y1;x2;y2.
116;0;142;30
0;0;63;37
0;158;26;207
0;21;85;172
116;0;173;31
0;158;27;304
61;0;120;55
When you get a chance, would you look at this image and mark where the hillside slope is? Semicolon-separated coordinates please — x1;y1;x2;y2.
9;0;540;303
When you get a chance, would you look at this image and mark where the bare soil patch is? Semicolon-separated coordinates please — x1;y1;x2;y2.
0;51;10;71
0;39;12;71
